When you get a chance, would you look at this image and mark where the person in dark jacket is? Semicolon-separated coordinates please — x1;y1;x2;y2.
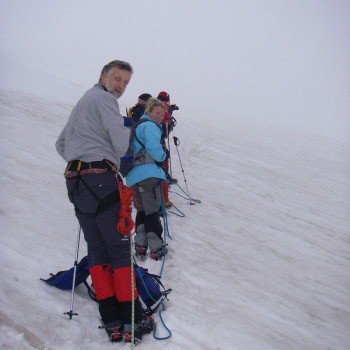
125;93;152;126
56;60;153;344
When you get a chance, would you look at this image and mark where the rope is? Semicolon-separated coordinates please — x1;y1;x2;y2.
128;180;173;341
160;195;173;240
130;235;135;349
166;202;185;218
159;184;172;278
116;178;136;236
169;182;201;204
115;177;136;348
135;260;172;341
153;301;172;340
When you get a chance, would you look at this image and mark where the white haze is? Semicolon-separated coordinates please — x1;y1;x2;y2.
0;52;350;350
1;0;349;142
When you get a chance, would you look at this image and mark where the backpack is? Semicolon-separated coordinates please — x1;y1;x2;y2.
135;266;172;316
41;258;171;316
119;119;156;177
40;256;97;301
130;104;146;123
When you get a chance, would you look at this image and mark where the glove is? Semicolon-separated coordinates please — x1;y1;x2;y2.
169;104;179;115
123;117;133;127
162;122;173;137
164;147;170;161
162;123;168;138
155;147;170;167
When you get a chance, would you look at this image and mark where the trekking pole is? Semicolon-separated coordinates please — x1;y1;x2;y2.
64;224;82;319
173;136;195;205
166;123;172;177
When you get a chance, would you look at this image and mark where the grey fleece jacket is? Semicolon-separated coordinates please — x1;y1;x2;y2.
56;84;129;169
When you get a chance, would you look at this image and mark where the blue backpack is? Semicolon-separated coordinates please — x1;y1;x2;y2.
41;257;171;316
40;256;97;301
135;266;171;315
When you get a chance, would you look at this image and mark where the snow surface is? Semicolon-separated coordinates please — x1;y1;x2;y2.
0;55;350;350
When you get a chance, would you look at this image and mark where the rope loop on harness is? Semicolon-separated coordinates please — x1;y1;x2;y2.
116;177;136;237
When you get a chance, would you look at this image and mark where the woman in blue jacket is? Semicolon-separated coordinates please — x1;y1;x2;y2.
126;98;169;260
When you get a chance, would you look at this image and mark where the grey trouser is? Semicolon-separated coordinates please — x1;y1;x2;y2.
132;177;163;215
132;178;163;251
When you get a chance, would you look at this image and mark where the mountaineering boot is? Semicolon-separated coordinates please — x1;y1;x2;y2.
123;316;154;344
144;213;163;260
104;320;123;342
150;245;167;261
134;223;148;260
135;243;147;260
147;232;165;261
90;264;125;332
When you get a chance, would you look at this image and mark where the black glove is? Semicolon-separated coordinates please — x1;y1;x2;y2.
155;163;171;181
162;123;168;138
164;147;170;161
162;122;174;136
123;116;133;127
155;147;170;167
169;104;179;115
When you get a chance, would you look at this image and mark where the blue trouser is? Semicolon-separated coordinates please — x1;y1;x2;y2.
66;171;130;269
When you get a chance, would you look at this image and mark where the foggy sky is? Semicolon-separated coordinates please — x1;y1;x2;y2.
1;0;349;141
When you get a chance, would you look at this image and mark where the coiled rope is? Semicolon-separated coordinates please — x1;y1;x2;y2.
116;177;136;348
116;178;136;236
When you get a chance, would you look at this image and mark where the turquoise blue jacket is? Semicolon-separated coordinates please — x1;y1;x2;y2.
125;115;167;187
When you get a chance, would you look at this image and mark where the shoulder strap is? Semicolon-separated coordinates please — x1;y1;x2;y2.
134;119;157;149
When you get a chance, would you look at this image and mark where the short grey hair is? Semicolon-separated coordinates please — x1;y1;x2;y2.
99;60;134;83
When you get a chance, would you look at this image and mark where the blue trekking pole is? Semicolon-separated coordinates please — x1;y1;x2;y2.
173;136;195;205
64;224;82;319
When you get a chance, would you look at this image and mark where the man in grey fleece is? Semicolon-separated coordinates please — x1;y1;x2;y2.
56;60;153;344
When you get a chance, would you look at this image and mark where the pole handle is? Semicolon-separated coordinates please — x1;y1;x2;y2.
173;136;180;146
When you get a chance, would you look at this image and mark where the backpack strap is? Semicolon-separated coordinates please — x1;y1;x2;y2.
133;118;159;150
83;280;97;302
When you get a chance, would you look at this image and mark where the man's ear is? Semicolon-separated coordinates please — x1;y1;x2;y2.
100;74;106;85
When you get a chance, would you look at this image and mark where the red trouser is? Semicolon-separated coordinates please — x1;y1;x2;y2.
162;181;169;203
90;264;138;302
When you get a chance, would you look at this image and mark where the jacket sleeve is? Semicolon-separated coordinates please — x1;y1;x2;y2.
98;94;130;160
55;124;67;160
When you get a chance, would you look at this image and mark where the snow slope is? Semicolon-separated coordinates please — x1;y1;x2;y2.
0;57;350;350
